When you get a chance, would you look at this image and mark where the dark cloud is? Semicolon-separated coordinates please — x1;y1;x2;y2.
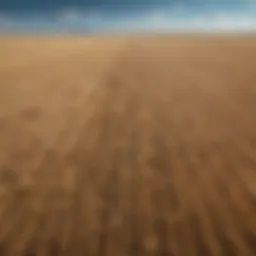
0;0;175;12
0;0;255;32
0;0;253;14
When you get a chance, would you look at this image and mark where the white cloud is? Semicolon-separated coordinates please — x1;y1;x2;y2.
0;7;256;33
58;8;82;22
105;10;256;32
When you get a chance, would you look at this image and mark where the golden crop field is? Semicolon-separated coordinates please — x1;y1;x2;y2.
0;35;256;255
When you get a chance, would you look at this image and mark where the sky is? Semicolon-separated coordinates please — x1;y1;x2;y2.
0;0;256;32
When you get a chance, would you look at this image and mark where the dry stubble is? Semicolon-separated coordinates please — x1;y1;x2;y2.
0;35;256;255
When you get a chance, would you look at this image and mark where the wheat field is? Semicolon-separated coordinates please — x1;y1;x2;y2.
0;35;256;255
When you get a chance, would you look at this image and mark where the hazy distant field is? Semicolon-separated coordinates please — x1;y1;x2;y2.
0;35;256;255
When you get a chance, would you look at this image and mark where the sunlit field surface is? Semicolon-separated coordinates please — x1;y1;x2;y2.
0;35;256;255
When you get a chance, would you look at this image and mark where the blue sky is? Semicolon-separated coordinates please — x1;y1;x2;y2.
0;0;256;32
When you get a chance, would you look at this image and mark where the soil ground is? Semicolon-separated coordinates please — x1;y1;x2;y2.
0;35;256;255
